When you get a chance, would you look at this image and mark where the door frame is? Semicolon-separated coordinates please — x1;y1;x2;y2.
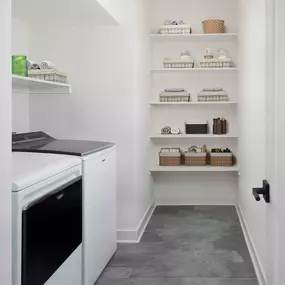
265;0;285;284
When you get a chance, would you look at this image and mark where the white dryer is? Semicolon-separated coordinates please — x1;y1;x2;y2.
12;152;82;285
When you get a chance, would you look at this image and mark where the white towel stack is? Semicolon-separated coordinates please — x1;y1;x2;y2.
27;60;56;70
40;61;56;70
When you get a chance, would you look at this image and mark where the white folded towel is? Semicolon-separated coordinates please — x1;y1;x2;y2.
40;61;56;70
165;88;185;92
27;61;40;70
171;127;180;135
27;61;32;69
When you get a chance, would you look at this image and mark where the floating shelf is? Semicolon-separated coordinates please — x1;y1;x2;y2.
12;75;72;94
150;68;238;73
150;101;238;106
150;166;239;173
150;134;238;139
149;33;238;40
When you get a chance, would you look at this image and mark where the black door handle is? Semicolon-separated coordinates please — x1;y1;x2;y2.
252;180;270;203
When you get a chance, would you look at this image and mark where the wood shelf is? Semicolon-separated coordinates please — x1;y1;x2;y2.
12;75;72;94
150;134;238;139
150;166;239;173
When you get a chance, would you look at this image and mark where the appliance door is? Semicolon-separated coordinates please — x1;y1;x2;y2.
21;177;82;285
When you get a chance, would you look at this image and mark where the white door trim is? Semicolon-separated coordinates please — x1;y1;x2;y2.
265;0;285;284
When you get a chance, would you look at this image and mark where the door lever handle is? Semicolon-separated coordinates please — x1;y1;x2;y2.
252;180;270;203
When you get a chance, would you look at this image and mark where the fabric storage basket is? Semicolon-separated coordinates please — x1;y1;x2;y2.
198;91;229;102
159;148;181;166
28;69;67;83
185;152;207;166
203;19;225;34
210;153;233;166
163;59;194;68
159;25;191;35
200;59;232;68
185;120;208;134
160;91;190;102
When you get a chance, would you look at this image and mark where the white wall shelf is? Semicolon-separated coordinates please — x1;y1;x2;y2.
150;134;238;139
149;101;238;106
150;166;239;173
12;75;72;94
149;33;238;40
150;68;238;73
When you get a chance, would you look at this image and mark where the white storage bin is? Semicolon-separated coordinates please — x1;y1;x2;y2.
28;69;67;83
159;91;190;102
163;58;194;68
198;91;229;102
159;25;191;35
200;59;233;68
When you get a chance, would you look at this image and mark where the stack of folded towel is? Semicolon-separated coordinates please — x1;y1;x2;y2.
27;60;56;70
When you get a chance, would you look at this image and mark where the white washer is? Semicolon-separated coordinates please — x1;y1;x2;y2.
12;152;82;285
13;132;117;285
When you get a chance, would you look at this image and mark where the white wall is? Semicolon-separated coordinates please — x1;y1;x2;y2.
238;0;267;280
27;0;153;234
12;18;30;133
0;0;12;284
133;0;154;229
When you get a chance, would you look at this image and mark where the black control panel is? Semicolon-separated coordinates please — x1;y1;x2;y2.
12;131;54;145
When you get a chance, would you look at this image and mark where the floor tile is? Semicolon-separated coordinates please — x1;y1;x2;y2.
99;267;134;279
96;279;138;285
137;278;259;285
98;206;257;284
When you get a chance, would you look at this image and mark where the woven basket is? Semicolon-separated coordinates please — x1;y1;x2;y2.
159;149;181;166
210;153;233;166
159;24;191;35
160;91;190;102
28;69;67;83
163;59;194;69
185;153;207;166
203;19;225;34
200;59;232;68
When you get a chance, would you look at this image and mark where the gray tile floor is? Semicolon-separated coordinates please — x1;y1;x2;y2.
96;206;258;285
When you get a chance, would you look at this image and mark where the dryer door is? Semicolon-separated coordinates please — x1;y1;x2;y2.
21;177;82;285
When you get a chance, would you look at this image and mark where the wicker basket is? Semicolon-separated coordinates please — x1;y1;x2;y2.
163;58;194;68
203;19;225;34
184;152;207;166
160;91;190;102
198;91;229;102
28;69;67;83
159;148;181;166
200;59;232;68
159;24;191;35
210;153;233;166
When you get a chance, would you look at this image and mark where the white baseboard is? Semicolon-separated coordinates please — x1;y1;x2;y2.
117;201;156;243
235;205;266;285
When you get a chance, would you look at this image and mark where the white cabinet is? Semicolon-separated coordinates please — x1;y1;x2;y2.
82;146;117;285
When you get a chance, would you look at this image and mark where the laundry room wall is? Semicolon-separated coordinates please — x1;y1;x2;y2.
238;0;267;280
12;18;30;133
27;0;153;240
0;0;12;283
